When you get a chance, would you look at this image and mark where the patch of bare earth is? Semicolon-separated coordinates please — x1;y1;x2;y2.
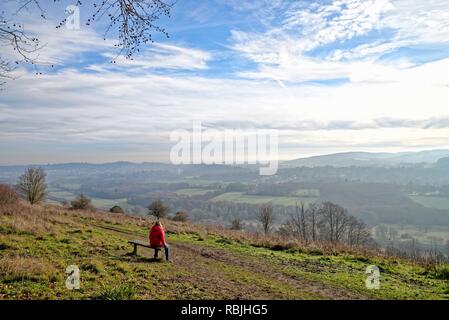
94;224;368;299
172;242;369;300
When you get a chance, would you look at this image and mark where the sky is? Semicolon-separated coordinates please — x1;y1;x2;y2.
1;0;449;165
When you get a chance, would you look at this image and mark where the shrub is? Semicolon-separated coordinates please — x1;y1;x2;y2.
172;211;188;222
429;266;449;280
0;184;19;206
148;199;168;219
230;218;243;230
96;284;136;300
71;194;95;211
80;261;102;274
109;205;124;214
270;244;290;251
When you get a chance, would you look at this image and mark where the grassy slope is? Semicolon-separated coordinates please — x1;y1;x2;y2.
210;192;317;206
1;204;449;300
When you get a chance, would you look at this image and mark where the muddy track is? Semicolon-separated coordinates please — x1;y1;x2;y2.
94;224;299;299
94;223;369;300
173;242;369;300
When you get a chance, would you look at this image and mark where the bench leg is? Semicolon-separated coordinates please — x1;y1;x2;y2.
154;249;160;259
132;244;137;255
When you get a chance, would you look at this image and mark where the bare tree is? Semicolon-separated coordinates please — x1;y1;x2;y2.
0;12;40;85
230;218;243;230
16;167;47;204
307;202;320;242
148;199;168;219
258;203;274;235
83;0;173;59
319;202;349;244
287;202;308;241
445;239;449;259
282;201;373;247
334;206;350;243
1;0;175;85
346;216;372;247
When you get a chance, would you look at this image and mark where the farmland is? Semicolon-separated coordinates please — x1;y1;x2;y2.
409;196;449;210
210;192;318;206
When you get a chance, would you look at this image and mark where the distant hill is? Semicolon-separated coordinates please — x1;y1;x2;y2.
437;157;449;168
282;149;449;168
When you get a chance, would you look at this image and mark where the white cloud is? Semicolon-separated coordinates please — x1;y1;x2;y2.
2;0;449;164
285;0;394;50
381;0;449;44
14;18;112;65
2;56;449;163
101;43;212;71
4;14;212;73
230;0;449;83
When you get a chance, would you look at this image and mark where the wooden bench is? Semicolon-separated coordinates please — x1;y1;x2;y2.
128;239;162;256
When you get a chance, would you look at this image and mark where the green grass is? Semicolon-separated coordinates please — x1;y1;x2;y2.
210;192;318;206
49;191;77;200
154;179;216;186
90;198;128;210
2;205;449;300
175;188;212;196
291;189;321;197
94;284;136;300
0;216;176;299
58;183;81;191
409;195;449;210
48;191;128;210
170;232;449;300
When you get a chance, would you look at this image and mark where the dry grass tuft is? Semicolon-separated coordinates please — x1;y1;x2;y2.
163;220;417;264
0;202;61;235
0;184;19;206
0;254;58;282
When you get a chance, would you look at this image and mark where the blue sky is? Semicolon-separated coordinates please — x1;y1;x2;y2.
1;0;449;164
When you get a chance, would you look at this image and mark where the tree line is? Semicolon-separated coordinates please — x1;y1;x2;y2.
253;201;373;248
1;166;372;248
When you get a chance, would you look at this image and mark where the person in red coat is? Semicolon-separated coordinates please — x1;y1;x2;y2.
149;221;170;261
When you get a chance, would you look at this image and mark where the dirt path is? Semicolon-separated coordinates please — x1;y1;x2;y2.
172;242;369;300
95;223;369;300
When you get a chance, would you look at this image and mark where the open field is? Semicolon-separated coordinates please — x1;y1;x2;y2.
291;189;321;197
210;192;318;206
380;224;449;247
48;190;128;210
90;198;129;210
1;203;449;300
409;196;449;211
154;179;216;186
174;188;213;196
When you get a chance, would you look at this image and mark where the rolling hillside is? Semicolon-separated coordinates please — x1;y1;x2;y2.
1;203;449;300
282;150;449;168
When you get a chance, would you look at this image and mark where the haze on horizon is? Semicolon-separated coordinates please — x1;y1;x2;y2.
1;0;449;165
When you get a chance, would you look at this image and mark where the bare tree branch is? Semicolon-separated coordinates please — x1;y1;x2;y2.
0;0;175;86
258;203;275;235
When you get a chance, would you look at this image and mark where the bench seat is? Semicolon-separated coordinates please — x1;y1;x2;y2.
128;239;163;255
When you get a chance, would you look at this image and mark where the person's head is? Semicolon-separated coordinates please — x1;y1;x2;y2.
154;221;163;228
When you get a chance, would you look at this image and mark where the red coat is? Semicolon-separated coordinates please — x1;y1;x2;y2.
149;225;166;248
